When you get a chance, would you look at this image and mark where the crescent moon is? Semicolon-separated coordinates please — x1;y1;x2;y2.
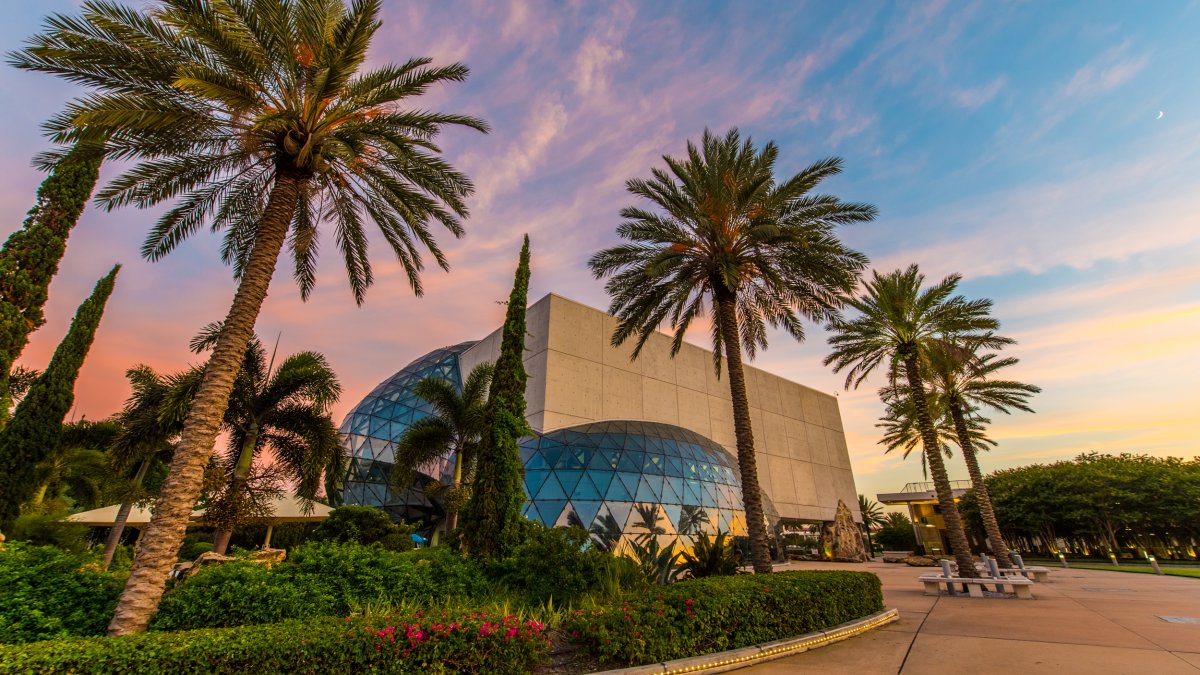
1157;111;1164;120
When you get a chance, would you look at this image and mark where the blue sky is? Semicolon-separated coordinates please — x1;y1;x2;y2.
1;1;1197;505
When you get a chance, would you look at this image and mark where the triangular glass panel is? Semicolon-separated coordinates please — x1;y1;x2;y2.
635;475;661;502
617;452;642;473
591;450;619;471
586;470;613;497
524;450;549;471
569;500;600;530
660;478;682;505
535;500;567;526
661;503;683;532
556;470;584;496
535;474;567;500
605;473;634;501
572;473;603;501
606;501;634;531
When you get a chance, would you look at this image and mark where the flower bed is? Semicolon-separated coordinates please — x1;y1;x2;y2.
0;610;548;675
565;570;884;666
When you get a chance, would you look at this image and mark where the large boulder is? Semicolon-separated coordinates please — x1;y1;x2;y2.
829;499;869;562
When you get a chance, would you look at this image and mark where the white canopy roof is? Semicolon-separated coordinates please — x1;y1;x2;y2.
66;495;333;527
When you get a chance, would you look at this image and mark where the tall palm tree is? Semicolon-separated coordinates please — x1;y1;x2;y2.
858;493;885;554
103;366;184;570
389;362;493;536
925;350;1039;568
179;325;341;554
824;266;1009;577
12;0;487;634
590;128;875;573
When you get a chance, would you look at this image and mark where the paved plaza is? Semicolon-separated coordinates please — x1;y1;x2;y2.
745;560;1200;674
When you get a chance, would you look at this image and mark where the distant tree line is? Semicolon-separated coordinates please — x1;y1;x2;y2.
959;453;1200;560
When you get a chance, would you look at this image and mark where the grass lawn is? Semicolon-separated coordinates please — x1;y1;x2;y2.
1068;564;1200;579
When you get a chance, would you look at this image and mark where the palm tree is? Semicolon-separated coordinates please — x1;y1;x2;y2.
824;266;1009;577
28;421;120;511
925;350;1039;568
858;493;885;554
180;325;341;554
389;362;493;536
13;0;487;634
103;366;184;570
884;511;912;529
590;128;875;573
876;387;995;479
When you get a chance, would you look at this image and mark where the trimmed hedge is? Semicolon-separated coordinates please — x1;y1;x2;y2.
0;611;548;674
565;570;883;666
0;544;123;644
152;543;490;631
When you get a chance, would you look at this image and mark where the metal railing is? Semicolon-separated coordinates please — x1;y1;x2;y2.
899;480;972;493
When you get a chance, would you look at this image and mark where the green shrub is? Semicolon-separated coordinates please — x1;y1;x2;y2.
0;544;124;644
378;531;416;552
565;570;883;666
875;524;917;551
0;610;549;674
311;505;411;546
177;539;213;561
490;525;618;605
151;543;489;631
7;513;91;553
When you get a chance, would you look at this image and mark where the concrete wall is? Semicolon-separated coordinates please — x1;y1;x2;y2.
459;294;860;523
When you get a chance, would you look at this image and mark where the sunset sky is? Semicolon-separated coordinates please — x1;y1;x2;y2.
1;1;1197;506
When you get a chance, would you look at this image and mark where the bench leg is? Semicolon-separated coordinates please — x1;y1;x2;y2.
923;581;941;596
967;583;984;598
1034;572;1048;583
1014;584;1033;599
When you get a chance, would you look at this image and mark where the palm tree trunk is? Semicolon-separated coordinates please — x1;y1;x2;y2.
445;448;463;534
901;354;977;578
30;482;50;507
101;459;150;571
212;422;259;555
107;171;304;636
714;288;772;574
947;399;1013;568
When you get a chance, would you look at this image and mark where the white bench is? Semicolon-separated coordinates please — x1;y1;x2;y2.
919;574;1034;599
959;564;1051;582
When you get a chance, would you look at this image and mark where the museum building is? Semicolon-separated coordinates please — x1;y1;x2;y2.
336;294;861;548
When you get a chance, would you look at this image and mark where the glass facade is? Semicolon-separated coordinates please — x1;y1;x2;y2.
337;342;477;524
519;420;747;551
338;343;751;550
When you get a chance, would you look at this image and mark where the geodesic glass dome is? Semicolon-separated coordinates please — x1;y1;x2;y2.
337;342;477;523
518;421;747;550
337;344;750;549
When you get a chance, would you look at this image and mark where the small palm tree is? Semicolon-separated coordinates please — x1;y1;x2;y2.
858;493;885;553
389;362;493;536
590;128;875;573
877;387;995;479
884;511;912;529
12;0;487;633
103;366;184;570
825;266;1009;577
925;350;1039;568
179;325;342;554
28;421;120;510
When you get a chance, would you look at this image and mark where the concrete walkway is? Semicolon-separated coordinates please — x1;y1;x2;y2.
743;560;1200;674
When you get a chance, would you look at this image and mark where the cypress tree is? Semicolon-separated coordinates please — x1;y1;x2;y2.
0;264;119;529
461;236;531;560
0;142;103;424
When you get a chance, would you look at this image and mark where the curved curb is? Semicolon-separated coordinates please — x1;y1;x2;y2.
588;608;900;674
